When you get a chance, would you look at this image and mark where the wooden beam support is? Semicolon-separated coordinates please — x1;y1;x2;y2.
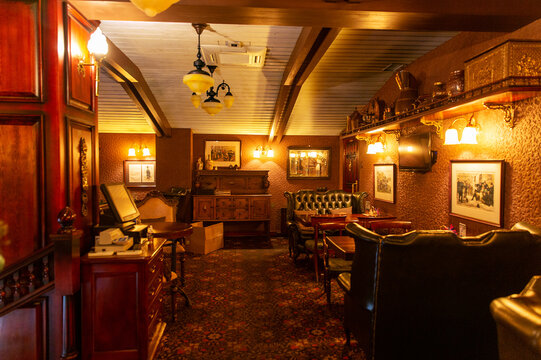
101;39;172;137
269;27;340;143
71;0;541;32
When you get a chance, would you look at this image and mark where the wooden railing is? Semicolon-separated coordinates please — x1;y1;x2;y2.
0;243;55;317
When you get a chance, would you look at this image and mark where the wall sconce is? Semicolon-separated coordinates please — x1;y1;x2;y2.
253;146;274;158
128;145;151;157
357;134;385;154
77;27;109;96
444;115;479;145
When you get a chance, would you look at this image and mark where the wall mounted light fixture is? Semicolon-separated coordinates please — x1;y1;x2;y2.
444;115;479;145
128;145;151;157
78;27;108;96
356;134;386;154
253;146;274;158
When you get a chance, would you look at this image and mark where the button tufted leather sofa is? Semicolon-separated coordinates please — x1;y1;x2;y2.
342;221;541;360
284;189;368;261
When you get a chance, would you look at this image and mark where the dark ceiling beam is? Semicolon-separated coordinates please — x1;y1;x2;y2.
100;39;172;137
71;0;541;32
268;27;340;144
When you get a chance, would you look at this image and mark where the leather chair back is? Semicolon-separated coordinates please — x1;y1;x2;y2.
345;222;541;360
137;190;178;223
284;190;368;223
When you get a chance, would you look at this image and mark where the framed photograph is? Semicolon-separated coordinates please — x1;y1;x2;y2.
450;160;505;227
287;146;331;179
124;160;156;188
373;164;396;203
205;140;241;168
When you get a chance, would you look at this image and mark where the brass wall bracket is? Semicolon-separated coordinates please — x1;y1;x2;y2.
420;118;443;139
484;102;515;128
383;129;402;141
355;135;371;142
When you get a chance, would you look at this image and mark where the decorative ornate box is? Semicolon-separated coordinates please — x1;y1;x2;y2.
465;40;541;91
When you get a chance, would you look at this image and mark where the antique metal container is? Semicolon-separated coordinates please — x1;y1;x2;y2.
465;40;541;91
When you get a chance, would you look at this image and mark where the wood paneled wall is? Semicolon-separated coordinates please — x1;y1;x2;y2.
0;0;99;358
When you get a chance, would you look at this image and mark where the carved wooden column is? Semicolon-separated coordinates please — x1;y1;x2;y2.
51;207;81;360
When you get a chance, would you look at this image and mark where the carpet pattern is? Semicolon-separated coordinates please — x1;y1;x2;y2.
157;237;365;359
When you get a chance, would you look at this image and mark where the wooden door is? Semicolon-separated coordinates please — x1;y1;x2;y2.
343;138;359;193
193;197;214;220
250;197;270;220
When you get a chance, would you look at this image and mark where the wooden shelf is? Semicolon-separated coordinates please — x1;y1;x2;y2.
341;76;541;139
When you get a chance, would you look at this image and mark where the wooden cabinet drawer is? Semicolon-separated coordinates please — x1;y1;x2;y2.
147;268;163;303
147;251;164;280
251;197;270;219
220;176;246;189
194;197;215;220
147;292;164;330
235;198;250;220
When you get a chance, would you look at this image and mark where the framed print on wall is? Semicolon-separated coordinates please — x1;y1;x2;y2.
450;160;504;227
124;160;156;188
287;146;331;179
373;164;396;203
205;140;241;168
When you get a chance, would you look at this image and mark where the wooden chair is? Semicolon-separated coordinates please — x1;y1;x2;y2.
319;221;353;306
137;191;189;320
369;220;412;235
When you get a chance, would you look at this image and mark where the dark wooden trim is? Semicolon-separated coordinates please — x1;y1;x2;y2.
101;40;172;137
70;0;540;32
269;27;339;143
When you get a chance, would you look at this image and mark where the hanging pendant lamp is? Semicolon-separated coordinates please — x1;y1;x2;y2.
183;24;214;95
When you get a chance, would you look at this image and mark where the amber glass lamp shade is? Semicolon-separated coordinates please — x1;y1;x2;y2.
373;141;384;153
183;71;214;95
128;148;136;156
190;93;201;108
266;148;274;158
224;92;234;108
253;147;262;158
444;128;460;145
366;143;376;154
129;0;180;17
202;98;223;115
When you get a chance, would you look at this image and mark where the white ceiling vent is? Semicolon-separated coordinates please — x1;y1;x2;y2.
201;44;267;68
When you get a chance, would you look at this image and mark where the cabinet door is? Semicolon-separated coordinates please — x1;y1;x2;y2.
194;197;214;220
234;198;250;220
251;198;270;219
215;197;234;220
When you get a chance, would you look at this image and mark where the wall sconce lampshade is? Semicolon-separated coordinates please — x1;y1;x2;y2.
254;146;273;158
142;147;151;156
444;116;478;145
366;143;377;154
129;0;180;17
128;148;136;157
87;27;108;59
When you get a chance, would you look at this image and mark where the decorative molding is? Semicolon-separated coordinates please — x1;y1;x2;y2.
420;118;443;138
484;102;516;128
383;129;402;141
79;138;89;217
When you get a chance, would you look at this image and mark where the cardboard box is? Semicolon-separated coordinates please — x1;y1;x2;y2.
186;222;224;255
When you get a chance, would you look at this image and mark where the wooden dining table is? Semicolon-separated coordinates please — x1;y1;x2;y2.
326;235;355;260
296;212;395;281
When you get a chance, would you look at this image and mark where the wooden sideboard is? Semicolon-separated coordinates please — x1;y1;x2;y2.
193;195;271;239
81;238;167;360
194;169;270;195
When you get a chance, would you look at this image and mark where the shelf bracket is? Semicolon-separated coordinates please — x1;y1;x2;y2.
484;102;515;128
420;118;443;139
383;129;402;141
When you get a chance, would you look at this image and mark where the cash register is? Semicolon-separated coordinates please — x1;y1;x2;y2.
95;183;148;253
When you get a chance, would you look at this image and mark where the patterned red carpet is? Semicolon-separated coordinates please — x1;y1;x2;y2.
156;237;365;359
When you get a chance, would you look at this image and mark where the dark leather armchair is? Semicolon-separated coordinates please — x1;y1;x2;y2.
284;189;368;261
343;222;541;360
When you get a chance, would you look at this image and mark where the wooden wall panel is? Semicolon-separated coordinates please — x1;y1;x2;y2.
68;120;96;252
0;299;47;360
65;4;94;112
0;0;41;101
0;116;44;267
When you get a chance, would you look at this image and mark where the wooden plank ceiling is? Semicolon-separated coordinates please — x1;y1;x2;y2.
98;21;302;134
98;21;455;135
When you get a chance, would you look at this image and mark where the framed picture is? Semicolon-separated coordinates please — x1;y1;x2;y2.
450;160;505;227
287;146;331;179
373;164;396;203
205;140;241;168
124;160;156;188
